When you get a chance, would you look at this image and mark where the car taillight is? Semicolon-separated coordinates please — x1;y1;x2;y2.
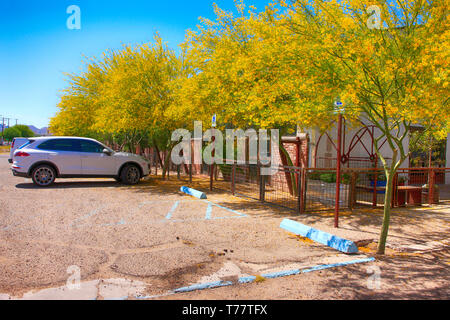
15;151;30;157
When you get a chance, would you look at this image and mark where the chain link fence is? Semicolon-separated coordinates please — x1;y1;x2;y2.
141;148;450;214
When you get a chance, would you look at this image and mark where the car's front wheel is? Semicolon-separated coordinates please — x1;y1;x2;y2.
120;165;141;185
32;165;56;187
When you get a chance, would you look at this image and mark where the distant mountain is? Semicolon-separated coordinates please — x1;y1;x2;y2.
28;125;49;136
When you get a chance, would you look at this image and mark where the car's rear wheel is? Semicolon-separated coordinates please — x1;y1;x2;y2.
32;165;56;187
120;165;141;185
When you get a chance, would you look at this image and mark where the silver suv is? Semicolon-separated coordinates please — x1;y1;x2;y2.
11;137;150;187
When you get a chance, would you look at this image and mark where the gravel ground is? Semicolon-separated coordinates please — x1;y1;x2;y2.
0;154;448;299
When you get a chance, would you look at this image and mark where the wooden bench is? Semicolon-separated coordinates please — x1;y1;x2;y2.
356;185;423;207
397;186;423;206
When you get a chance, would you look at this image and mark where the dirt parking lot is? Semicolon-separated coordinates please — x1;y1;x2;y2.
0;154;449;300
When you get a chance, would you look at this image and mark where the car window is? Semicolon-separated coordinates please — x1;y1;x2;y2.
37;139;80;152
18;140;35;149
79;140;105;153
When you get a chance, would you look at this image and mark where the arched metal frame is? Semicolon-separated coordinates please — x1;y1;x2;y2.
314;119;388;168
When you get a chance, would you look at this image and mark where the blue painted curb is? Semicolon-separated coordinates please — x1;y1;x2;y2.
128;257;375;299
280;219;359;254
180;186;207;199
257;257;375;281
301;257;375;273
261;269;301;279
172;280;233;293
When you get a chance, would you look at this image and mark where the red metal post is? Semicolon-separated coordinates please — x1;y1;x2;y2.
335;114;343;228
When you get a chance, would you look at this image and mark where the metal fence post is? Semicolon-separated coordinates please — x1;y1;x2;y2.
297;169;305;214
298;168;306;214
259;167;265;202
231;163;236;195
297;169;301;214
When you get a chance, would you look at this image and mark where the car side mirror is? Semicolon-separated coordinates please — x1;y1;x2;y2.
103;148;112;156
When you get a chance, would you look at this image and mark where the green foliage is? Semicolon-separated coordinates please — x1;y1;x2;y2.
309;172;322;180
319;173;336;183
3;125;34;141
3;127;21;141
15;125;35;137
310;172;353;184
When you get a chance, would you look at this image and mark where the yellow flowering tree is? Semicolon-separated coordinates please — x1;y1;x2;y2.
50;59;105;138
178;0;449;253
51;0;448;253
278;0;449;253
51;35;187;178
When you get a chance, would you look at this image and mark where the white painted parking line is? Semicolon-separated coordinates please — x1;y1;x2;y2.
165;201;180;220
66;199;250;229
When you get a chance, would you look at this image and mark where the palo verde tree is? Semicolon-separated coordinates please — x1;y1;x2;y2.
277;0;449;253
177;2;311;129
51;35;187;178
177;1;306;189
50;55;106;139
93;35;183;173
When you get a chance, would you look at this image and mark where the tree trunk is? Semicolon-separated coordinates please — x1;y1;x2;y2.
162;149;173;180
153;142;164;170
377;170;395;254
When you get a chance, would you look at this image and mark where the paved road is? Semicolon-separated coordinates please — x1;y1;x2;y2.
0;154;364;299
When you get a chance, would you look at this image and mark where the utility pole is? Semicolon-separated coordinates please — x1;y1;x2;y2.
1;116;12;144
1;116;3;145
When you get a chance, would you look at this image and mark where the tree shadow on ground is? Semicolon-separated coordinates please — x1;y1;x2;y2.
318;250;450;299
128;177;450;231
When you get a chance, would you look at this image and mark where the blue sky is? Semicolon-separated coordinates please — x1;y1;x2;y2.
0;0;269;129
